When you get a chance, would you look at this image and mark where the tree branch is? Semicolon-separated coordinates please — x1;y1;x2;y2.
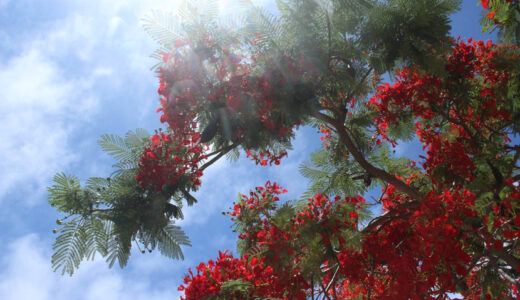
319;279;332;300
323;265;340;296
311;111;424;202
199;142;239;172
498;268;520;290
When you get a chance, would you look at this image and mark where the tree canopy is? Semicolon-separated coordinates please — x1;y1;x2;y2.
48;0;520;299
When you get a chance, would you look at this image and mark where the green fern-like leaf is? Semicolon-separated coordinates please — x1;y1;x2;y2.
48;173;81;212
220;279;253;297
85;177;110;190
106;228;131;269
52;217;115;275
157;224;191;260
125;129;150;151
92;219;112;257
52;219;89;276
98;134;133;161
141;10;184;48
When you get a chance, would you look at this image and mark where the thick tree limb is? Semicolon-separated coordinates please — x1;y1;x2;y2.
311;111;424;202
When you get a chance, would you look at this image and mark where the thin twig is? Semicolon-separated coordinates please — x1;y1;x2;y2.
346;67;373;103
204;143;240;158
323;265;340;296
498;268;520;290
319;279;332;300
199;142;239;171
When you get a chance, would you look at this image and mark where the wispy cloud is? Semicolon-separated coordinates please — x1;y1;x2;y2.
0;49;98;203
0;0;179;204
0;234;183;300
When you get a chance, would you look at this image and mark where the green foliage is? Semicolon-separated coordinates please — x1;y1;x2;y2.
219;279;254;298
359;0;460;74
157;224;191;259
299;148;367;199
141;9;185;48
480;0;520;45
48;173;84;214
48;130;191;275
52;218;98;275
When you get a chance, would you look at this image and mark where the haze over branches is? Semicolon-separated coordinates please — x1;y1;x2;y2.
47;0;520;299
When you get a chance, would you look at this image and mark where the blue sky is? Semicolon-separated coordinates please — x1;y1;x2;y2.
0;0;495;299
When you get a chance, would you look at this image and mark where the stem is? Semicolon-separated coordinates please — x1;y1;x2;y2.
319;280;332;300
346;67;373;102
311;275;315;300
363;209;415;234
498;268;520;290
199;142;239;171
494;248;520;272
507;150;520;179
91;208;113;213
204;142;239;158
323;265;340;296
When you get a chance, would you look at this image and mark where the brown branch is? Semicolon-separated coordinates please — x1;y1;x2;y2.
199;142;239;172
311;110;424;234
362;207;417;234
311;275;315;300
204;142;241;158
494;248;520;273
487;159;504;189
319;280;332;300
498;268;520;290
311;111;424;202
513;174;520;182
323;265;340;296
91;208;113;213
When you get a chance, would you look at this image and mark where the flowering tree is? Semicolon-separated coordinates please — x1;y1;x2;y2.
480;0;520;45
48;0;520;299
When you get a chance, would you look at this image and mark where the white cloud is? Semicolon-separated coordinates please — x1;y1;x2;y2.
0;0;179;204
108;16;125;37
0;49;98;203
0;234;182;300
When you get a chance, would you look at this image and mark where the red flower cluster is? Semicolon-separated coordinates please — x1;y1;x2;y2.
178;251;290;299
180;182;368;299
481;0;514;10
319;124;333;148
136;132;205;191
180;182;310;299
152;36;316;170
370;39;515;183
178;38;520;298
337;187;477;298
480;0;515;24
245;149;287;166
180;174;520;298
361;39;520;298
